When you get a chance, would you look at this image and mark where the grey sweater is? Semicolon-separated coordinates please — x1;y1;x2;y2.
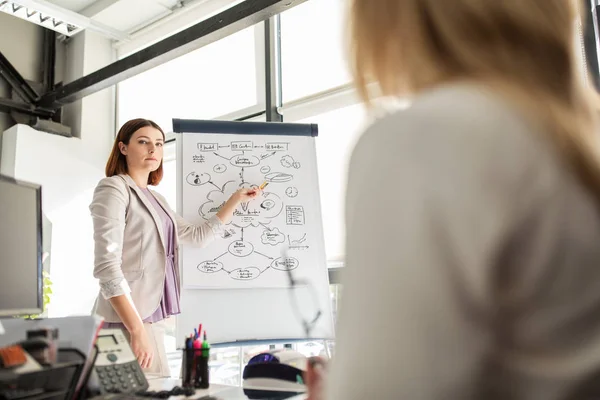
326;84;600;400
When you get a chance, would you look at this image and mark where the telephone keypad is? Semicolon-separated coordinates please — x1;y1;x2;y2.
96;360;146;393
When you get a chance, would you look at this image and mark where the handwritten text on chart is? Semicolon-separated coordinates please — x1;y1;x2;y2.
266;143;289;151
198;143;218;151
286;206;305;225
231;141;253;151
197;142;289;152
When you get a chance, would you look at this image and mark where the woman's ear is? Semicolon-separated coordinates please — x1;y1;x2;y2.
118;141;127;156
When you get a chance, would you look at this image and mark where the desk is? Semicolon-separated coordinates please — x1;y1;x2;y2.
148;378;306;400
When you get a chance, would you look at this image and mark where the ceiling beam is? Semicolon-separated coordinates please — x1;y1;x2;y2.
38;0;307;110
115;0;235;57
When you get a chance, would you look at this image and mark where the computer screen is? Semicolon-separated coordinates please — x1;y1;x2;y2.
0;175;43;317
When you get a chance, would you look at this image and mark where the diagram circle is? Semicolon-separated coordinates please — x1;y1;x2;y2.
285;187;298;198
228;240;254;257
214;164;227;173
271;257;299;271
230;267;261;280
198;261;223;273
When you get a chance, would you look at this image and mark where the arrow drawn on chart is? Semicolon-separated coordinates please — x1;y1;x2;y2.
214;252;227;261
241;227;244;242
219;145;231;148
222;269;232;274
208;181;221;190
255;251;274;260
261;266;271;273
260;151;276;160
240;168;245;184
213;152;229;161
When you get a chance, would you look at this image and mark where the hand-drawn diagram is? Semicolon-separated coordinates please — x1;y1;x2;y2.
281;155;301;169
286;206;305;225
288;233;309;250
214;164;227;173
184;139;309;283
261;228;285;245
264;172;293;183
285;187;298;198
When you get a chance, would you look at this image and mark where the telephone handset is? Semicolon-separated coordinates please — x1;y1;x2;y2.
86;329;149;395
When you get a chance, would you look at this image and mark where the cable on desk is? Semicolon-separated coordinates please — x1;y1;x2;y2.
134;386;195;398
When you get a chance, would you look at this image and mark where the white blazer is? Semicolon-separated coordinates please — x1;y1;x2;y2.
90;174;222;322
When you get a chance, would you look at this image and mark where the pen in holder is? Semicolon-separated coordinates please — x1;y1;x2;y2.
182;332;210;389
181;347;196;388
198;332;210;389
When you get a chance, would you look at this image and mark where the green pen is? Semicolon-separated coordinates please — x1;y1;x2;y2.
197;331;210;389
201;332;210;357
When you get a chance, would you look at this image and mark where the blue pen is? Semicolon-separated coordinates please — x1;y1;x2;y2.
183;335;194;387
194;328;198;339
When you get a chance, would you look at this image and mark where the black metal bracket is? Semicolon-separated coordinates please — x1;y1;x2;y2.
0;32;56;120
0;52;41;105
0;97;52;118
38;0;308;110
42;29;56;92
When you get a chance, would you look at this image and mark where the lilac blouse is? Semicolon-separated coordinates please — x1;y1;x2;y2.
105;188;180;328
141;188;180;322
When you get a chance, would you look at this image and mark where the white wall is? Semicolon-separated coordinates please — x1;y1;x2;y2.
0;29;116;317
0;125;104;316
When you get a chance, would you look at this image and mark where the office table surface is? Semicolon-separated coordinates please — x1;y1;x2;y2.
148;377;307;400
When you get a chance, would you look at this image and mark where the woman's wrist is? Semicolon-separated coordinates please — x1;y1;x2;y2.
229;190;242;205
129;322;145;335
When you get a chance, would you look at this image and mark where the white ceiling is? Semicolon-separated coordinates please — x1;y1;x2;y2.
45;0;98;12
45;0;182;33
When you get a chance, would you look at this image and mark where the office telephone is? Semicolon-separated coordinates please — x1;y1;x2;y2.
86;329;149;395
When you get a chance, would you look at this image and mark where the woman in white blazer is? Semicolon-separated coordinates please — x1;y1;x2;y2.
90;118;260;376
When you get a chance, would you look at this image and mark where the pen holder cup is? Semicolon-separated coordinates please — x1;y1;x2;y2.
181;348;209;389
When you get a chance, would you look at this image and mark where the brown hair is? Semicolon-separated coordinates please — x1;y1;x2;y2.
350;0;600;199
105;118;165;186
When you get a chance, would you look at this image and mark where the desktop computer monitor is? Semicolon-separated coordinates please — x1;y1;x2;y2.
0;174;43;317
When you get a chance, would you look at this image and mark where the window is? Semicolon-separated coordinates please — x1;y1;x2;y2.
118;24;265;132
298;103;369;260
280;0;352;102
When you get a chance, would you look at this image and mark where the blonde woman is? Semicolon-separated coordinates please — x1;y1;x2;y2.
309;1;600;399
